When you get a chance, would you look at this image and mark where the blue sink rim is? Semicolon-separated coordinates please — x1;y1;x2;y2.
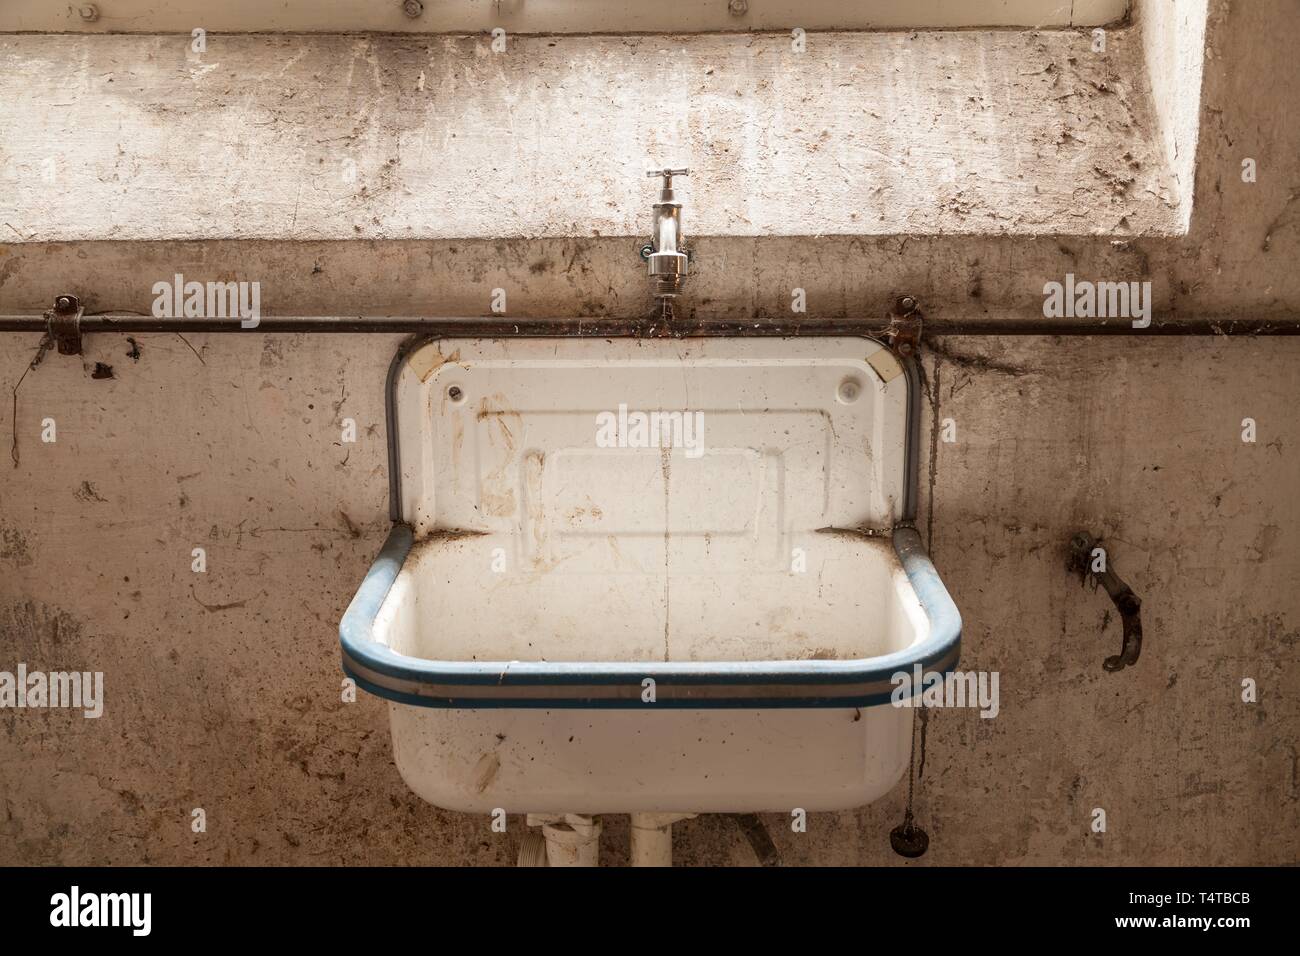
339;522;961;709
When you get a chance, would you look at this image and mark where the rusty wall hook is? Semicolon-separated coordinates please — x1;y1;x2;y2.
1067;531;1143;672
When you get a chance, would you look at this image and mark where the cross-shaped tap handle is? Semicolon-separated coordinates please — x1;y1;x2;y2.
647;167;690;187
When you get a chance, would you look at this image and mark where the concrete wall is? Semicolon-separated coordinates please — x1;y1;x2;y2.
0;28;1178;244
1;0;1297;865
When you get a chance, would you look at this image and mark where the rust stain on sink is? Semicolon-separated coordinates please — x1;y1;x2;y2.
413;347;462;383
476;394;524;518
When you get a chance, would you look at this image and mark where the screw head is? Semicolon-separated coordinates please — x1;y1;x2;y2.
896;295;918;315
837;377;862;404
403;0;424;18
447;385;464;403
78;4;99;22
729;0;749;14
54;295;77;311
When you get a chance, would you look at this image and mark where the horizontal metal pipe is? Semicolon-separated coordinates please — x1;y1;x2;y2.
922;316;1300;335
0;313;1298;335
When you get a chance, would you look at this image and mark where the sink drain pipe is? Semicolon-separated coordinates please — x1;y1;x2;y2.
520;813;699;866
543;818;601;867
524;813;602;867
629;812;696;867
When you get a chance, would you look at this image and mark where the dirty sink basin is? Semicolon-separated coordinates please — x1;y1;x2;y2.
340;336;960;814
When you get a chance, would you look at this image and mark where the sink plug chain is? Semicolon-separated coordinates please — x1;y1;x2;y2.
890;709;929;858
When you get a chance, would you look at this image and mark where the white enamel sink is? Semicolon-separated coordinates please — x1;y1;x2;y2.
341;336;960;815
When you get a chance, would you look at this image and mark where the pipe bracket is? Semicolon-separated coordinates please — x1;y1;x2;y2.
886;296;922;359
45;294;84;355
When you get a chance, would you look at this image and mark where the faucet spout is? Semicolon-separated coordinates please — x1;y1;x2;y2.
646;167;689;300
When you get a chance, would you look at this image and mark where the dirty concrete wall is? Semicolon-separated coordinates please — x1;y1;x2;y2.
0;28;1177;243
3;6;1298;324
2;331;1295;866
1;0;1298;865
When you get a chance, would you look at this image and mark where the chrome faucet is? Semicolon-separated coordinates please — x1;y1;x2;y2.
646;167;689;302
